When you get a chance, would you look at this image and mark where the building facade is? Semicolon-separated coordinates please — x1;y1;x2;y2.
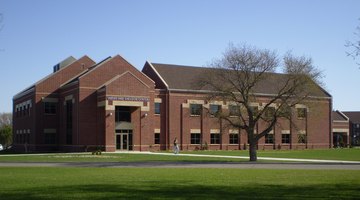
12;55;333;152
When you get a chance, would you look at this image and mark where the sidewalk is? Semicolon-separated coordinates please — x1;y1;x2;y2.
114;151;360;164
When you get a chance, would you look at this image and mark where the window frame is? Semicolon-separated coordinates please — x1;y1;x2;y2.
229;105;240;117
265;134;274;144
281;134;290;144
190;104;202;116
209;104;221;117
190;133;201;144
44;102;56;115
297;108;307;119
210;133;220;144
154;133;160;144
229;133;239;144
154;103;161;115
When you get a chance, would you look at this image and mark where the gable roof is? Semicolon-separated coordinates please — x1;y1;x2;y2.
342;112;360;123
13;56;78;100
332;110;349;121
149;63;331;98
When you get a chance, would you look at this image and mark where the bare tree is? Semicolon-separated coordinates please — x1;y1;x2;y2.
197;44;324;161
346;19;360;66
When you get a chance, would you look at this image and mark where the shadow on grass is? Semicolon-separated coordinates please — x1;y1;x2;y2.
2;182;359;200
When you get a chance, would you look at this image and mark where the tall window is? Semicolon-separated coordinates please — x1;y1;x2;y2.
191;133;201;144
155;103;161;115
44;102;56;114
45;132;56;144
229;105;240;116
282;134;290;144
229;134;239;144
250;106;259;117
190;104;202;116
298;134;306;144
265;134;274;144
210;133;220;144
297;108;307;119
66;100;73;145
154;133;160;144
115;107;131;122
209;104;221;117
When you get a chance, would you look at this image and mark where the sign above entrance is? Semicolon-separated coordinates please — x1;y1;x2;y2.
107;96;150;102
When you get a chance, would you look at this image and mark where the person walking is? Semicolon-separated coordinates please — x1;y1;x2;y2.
173;137;179;154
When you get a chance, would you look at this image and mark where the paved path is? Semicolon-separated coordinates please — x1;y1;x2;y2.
1;151;360;170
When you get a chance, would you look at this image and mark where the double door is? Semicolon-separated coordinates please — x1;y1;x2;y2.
116;130;133;150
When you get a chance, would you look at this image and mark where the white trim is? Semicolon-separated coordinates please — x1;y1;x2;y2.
281;130;290;134
190;129;201;133
147;61;169;88
210;129;220;134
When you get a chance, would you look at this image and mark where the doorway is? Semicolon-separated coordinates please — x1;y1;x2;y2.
116;130;133;150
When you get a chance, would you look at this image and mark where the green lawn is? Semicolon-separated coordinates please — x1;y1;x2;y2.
0;167;359;199
0;148;359;162
184;148;360;161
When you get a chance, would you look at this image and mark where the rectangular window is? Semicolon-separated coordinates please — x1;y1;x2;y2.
265;107;275;118
298;134;306;144
282;134;290;144
209;104;221;117
265;134;274;144
155;103;161;115
44;102;56;114
250;106;259;117
66;100;73;145
190;104;202;116
210;133;220;144
229;134;239;144
191;133;201;144
229;105;240;116
154;133;160;144
45;133;56;144
297;108;307;119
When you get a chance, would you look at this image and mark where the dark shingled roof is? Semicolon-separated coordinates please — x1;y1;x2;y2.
332;111;348;121
342;112;360;123
151;63;331;98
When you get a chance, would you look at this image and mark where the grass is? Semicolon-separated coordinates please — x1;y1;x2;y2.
0;152;247;162
0;167;359;199
0;148;359;162
184;148;360;161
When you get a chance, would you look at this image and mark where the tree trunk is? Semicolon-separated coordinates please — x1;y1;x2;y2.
249;141;258;161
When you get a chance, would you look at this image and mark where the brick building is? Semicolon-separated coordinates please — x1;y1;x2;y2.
332;110;350;147
341;112;360;147
12;55;333;152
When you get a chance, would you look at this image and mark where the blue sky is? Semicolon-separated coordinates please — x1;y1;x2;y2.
0;0;359;113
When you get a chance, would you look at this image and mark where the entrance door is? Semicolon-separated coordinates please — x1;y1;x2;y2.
115;130;133;150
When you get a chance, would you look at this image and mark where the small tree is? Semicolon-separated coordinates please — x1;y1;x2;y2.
197;43;323;161
0;112;13;148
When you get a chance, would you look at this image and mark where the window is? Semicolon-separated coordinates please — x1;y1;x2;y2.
265;134;274;144
265;107;275;118
155;103;161;115
190;104;202;116
44;102;56;114
45;133;56;144
229;134;239;144
229;105;240;116
191;133;201;144
115;106;131;122
298;134;306;144
154;133;160;144
282;134;290;144
210;133;220;144
209;104;221;117
66;100;73;145
250;106;258;117
297;108;307;118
